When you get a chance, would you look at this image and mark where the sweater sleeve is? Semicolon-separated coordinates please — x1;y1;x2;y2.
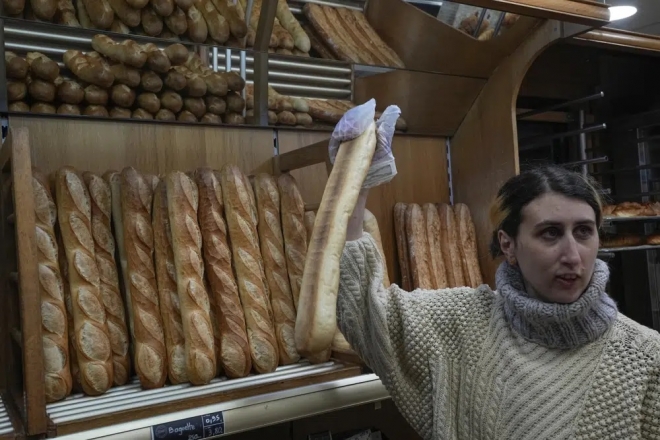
641;364;660;439
336;233;436;439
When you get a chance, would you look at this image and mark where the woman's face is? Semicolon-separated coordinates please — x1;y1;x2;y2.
499;192;600;304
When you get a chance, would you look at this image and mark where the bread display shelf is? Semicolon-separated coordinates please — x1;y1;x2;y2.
53;373;386;440
599;244;660;255
573;28;660;55
603;215;660;224
49;361;362;437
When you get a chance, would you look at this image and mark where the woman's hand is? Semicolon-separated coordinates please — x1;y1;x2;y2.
328;99;401;240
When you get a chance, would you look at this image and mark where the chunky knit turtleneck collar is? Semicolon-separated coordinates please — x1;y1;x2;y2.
495;259;618;349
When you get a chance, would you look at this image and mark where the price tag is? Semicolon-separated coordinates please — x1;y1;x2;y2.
151;411;225;440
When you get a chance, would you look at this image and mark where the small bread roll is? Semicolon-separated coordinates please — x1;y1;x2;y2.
177;110;197;122
84;85;109;105
57;104;81;115
156;108;176;120
83;105;109;117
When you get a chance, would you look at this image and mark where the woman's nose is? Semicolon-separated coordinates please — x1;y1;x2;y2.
560;236;581;265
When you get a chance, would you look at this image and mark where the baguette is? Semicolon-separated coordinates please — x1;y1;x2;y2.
53;200;82;392
119;167;168;389
363;209;390;288
273;18;294;50
220;165;279;373
277;173;307;311
142;5;165;36
166;172;216;385
210;0;246;39
303;211;315;244
152;181;188;384
344;8;404;68
186;5;208;43
33;170;72;402
276;0;309;52
5;52;29;80
165;6;187;35
423;203;447;289
239;0;278;48
253;174;299;365
55;0;80;26
110;18;130;33
295;122;377;355
83;172;131;386
107;0;139;27
91;35;147;68
195;168;251;378
55;167;113;395
406;203;433;290
26;52;60;82
303;3;360;63
76;0;94;28
437;203;466;288
196;0;229;43
81;0;114;28
151;0;174;17
454;203;483;288
393;203;412;291
63;50;114;88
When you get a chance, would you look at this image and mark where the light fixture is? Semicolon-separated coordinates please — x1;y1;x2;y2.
609;5;638;21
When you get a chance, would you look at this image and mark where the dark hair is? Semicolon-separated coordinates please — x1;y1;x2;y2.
489;165;603;258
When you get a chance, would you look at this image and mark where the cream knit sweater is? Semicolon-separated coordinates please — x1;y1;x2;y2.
336;233;660;440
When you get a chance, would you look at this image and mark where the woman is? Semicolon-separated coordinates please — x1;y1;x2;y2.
333;103;660;440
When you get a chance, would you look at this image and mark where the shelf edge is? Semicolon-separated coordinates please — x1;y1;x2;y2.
53;374;388;440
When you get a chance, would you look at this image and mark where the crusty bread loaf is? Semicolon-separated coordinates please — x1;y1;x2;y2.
55;167;113;395
437;203;466;288
83;172;131;386
601;234;644;248
152;180;188;384
454;203;483;288
194;168;251;378
119;167;167;389
423;203;447;289
405;203;433;290
33;169;73;403
613;201;643;218
295;122;377;355
277;173;307;311
220;164;279;373
253;173;299;365
165;171;216;385
393;203;412;291
647;234;660;245
363;208;390;288
50;171;82;393
304;211;316;244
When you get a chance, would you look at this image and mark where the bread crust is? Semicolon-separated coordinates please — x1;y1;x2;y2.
55;167;113;396
437;203;466;288
405;203;433;290
454;203;483;288
166;172;216;385
253;174;299;365
220;164;279;373
33;169;73;402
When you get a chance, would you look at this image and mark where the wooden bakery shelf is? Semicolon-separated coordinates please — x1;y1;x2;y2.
0;396;16;440
572;28;660;56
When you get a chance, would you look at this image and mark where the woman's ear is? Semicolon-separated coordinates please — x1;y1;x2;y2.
498;230;517;265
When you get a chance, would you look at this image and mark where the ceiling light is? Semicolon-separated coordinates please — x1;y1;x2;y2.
609;5;637;21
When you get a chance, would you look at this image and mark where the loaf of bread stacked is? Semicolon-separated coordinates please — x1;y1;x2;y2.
5;0;257;48
7;36;246;123
302;3;403;68
244;83;312;127
599;201;660;248
35;161;373;402
455;10;519;41
394;202;482;291
239;0;310;57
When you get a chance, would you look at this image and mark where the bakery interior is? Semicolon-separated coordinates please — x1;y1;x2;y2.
1;0;660;439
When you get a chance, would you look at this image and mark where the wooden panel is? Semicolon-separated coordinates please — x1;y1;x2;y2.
574;28;660;55
457;0;609;26
366;0;543;78
9;116;275;176
451;21;560;287
0;129;47;436
354;70;486;136
277;131;331;205
277;132;448;286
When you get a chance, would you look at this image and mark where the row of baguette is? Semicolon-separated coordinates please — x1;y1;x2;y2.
603;201;660;218
600;233;660;249
5;0;311;56
6;37;251;122
36;165;382;403
394;202;483;292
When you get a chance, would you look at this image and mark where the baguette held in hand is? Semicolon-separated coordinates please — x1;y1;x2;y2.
294;118;377;355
